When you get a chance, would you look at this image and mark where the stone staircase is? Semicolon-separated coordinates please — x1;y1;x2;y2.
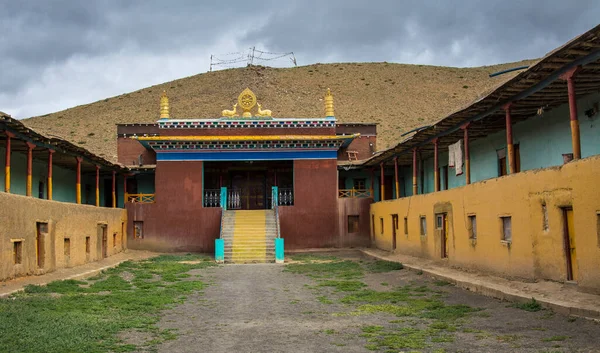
222;209;277;263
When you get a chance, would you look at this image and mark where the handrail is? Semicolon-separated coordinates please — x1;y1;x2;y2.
338;189;372;198
272;186;281;239
125;193;156;203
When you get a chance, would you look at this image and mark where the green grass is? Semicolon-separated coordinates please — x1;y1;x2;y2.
512;298;543;312
542;336;568;342
0;254;215;353
284;259;363;279
318;280;367;292
365;260;404;273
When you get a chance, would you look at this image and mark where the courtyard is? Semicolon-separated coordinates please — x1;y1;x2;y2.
2;251;600;353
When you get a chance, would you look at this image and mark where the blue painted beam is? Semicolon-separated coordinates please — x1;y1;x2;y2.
156;150;338;161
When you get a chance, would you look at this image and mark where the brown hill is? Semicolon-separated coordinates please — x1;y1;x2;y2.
23;60;536;163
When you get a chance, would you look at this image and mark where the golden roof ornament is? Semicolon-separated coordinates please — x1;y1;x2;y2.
324;88;334;117
238;88;257;118
160;91;170;119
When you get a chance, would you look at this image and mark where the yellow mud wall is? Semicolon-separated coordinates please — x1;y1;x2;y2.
371;155;600;293
0;192;127;282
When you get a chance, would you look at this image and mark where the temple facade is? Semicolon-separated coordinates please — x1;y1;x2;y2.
119;88;376;261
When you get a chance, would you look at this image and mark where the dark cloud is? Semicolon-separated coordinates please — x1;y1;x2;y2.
0;0;598;118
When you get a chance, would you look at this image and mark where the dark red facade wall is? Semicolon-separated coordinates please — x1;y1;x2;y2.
162;127;335;136
337;197;373;247
127;161;220;252
279;159;339;249
338;136;377;161
118;138;157;165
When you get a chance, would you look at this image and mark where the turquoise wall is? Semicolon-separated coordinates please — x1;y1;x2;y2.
339;169;399;201
412;91;600;195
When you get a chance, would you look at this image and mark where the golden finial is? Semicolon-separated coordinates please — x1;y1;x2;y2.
160;91;170;119
324;88;334;117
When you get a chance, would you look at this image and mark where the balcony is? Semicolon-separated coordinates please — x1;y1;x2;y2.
338;189;372;198
125;193;156;203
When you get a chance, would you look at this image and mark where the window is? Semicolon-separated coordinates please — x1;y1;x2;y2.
348;215;359;234
420;216;427;236
597;213;600;248
436;215;443;229
501;216;512;242
380;217;384;234
498;149;507;176
542;203;549;231
353;178;366;190
392;214;399;230
134;221;144;239
85;236;91;254
404;217;408;235
113;233;117;248
468;215;477;240
64;238;71;258
13;241;23;264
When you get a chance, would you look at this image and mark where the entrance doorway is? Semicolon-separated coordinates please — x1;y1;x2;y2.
562;208;577;281
437;213;449;258
391;214;398;250
231;170;266;210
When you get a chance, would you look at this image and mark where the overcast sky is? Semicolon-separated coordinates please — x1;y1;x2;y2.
1;0;599;119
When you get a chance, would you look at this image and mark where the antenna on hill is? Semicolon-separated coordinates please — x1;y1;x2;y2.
210;47;297;71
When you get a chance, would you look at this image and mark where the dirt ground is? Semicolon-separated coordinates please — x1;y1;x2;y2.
153;251;600;353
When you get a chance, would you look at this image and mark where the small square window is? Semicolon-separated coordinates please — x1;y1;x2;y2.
64;238;71;257
468;215;477;240
113;233;117;248
501;216;512;242
134;221;144;239
85;236;91;254
436;215;443;229
353;178;366;190
380;217;384;235
420;216;427;236
13;241;23;264
404;217;408;235
348;215;359;234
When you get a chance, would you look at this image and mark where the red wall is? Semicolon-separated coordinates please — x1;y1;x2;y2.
337;197;373;247
127;161;220;252
279;159;340;249
338;135;377;161
117;138;157;165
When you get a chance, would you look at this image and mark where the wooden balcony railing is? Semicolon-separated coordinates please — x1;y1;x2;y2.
338;189;372;198
126;193;156;203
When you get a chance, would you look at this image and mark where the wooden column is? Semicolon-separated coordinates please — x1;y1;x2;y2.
75;157;82;204
95;165;100;207
561;67;582;160
462;123;471;185
380;162;385;201
503;103;515;174
412;148;418;195
112;171;116;208
4;131;14;193
393;156;399;199
433;138;440;192
123;174;128;205
47;149;54;200
26;142;35;197
369;168;375;199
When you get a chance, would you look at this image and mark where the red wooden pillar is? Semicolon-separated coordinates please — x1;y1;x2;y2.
123;174;128;205
393;156;399;199
47;149;54;200
111;171;116;208
95;165;100;207
379;162;385;201
433;138;440;192
462;123;471;185
4;131;14;193
503;103;515;174
412;148;418;195
561;67;582;160
26;142;35;197
75;157;82;204
369;168;375;199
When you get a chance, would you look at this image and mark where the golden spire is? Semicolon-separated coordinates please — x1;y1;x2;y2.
160;91;170;119
324;88;334;117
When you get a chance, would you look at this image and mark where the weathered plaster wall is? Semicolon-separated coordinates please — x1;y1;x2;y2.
370;155;600;293
0;192;127;282
127;161;221;252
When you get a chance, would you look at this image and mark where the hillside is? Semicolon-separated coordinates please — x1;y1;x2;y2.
23;60;536;163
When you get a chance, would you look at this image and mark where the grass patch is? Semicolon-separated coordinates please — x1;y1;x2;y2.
318;280;367;292
0;254;215;353
542;335;568;342
512;298;543;312
365;260;403;273
285;260;363;279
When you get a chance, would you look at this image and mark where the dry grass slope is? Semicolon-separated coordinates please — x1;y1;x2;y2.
23;60;536;163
